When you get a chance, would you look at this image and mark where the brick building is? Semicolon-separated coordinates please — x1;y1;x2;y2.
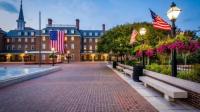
0;0;108;63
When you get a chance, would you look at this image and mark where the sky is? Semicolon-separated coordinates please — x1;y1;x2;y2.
0;0;200;32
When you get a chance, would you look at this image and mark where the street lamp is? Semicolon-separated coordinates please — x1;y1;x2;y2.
167;2;181;77
67;50;70;63
139;27;147;68
51;48;55;66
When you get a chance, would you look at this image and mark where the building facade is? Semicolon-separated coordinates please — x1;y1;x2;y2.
0;0;108;63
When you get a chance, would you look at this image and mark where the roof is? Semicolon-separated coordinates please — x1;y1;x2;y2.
0;28;6;34
79;30;103;38
43;26;81;36
6;28;36;38
5;26;104;38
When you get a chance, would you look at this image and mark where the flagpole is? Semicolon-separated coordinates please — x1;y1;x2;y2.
39;11;42;67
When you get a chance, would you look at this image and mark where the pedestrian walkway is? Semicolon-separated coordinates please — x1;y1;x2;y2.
0;62;157;112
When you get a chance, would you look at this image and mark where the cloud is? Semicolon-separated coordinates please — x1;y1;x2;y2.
0;1;18;13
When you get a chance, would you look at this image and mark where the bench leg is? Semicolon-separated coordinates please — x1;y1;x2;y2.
164;95;174;102
144;83;148;88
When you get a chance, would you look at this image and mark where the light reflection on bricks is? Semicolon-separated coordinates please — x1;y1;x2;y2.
0;63;157;112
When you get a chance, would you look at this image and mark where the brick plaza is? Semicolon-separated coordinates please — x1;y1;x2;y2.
0;63;157;112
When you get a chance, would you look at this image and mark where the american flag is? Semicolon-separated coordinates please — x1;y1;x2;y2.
150;9;171;31
130;30;138;45
50;31;65;54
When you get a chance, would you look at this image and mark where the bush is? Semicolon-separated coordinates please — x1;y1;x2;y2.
160;65;171;75
146;63;160;73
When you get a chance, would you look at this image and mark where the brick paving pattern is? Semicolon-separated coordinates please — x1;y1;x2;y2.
0;63;157;112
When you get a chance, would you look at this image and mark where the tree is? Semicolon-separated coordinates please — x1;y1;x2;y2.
97;22;169;63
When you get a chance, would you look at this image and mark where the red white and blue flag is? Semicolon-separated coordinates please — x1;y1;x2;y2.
150;9;171;31
50;31;65;54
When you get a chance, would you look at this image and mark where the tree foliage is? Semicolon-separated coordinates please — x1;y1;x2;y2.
97;22;169;55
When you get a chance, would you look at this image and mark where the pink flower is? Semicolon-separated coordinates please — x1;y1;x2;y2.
136;50;143;57
145;49;154;57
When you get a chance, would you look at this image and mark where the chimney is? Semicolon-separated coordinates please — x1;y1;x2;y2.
102;24;105;32
76;19;80;30
48;18;52;26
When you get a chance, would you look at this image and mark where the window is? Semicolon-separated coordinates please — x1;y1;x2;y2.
64;30;68;34
71;36;74;41
12;38;15;42
7;39;10;43
12;45;15;50
25;38;28;43
95;39;98;43
31;45;34;50
18;32;21;36
95;32;98;36
6;45;11;50
83;32;87;36
42;54;46;60
71;53;75;61
95;45;98;50
89;45;92;50
89;38;92;43
84;38;87;43
18;44;21;50
89;32;92;36
25;44;28;49
18;38;21;42
24;32;28;36
42;43;46;50
42;36;46;41
71;43;75;50
65;44;68;48
31;32;35;36
31;38;34;43
42;30;46;34
84;45;86;50
71;29;75;34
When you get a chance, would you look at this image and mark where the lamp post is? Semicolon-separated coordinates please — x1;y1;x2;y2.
167;2;181;77
51;48;55;66
67;50;70;63
139;27;147;68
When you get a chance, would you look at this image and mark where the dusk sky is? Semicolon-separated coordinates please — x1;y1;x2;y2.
0;0;200;32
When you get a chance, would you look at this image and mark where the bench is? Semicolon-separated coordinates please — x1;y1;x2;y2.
139;76;188;101
116;66;124;71
123;69;133;78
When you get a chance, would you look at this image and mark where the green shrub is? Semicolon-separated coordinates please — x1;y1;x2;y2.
160;66;171;75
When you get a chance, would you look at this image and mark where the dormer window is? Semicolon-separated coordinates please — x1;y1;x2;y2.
18;32;21;36
83;32;87;36
95;32;98;36
31;32;35;36
24;32;28;36
71;29;75;34
42;30;46;34
64;30;68;34
89;32;92;36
